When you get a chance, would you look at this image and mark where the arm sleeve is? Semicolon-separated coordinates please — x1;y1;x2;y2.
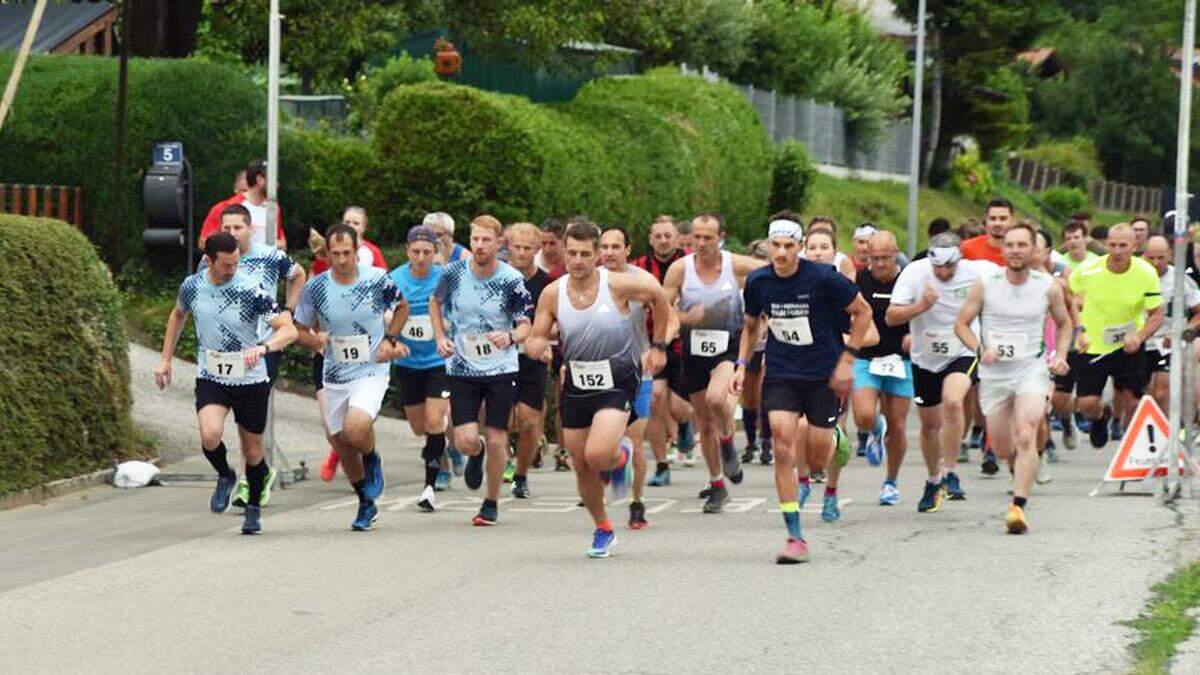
507;276;533;324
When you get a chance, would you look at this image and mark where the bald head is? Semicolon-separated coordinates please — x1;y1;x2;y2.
867;230;900;280
1143;234;1172;275
1105;222;1136;268
1108;223;1135;245
869;230;899;254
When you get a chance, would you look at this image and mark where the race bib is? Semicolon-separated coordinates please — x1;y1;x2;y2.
463;333;502;360
768;317;813;346
206;349;245;379
402;315;433;342
987;331;1026;361
868;354;907;379
570;359;613;391
331;334;370;364
690;329;729;356
925;330;960;357
1104;321;1136;346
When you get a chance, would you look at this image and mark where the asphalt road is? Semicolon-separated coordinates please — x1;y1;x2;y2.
0;344;1194;673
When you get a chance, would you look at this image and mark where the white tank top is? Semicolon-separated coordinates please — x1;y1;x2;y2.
557;268;640;394
979;269;1052;379
680;251;744;356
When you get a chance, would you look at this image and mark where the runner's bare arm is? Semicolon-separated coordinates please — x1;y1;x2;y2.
731;314;762;396
285;265;306;312
731;253;768;282
264;310;298;352
843;293;872;351
838;256;857;282
1136;305;1165;345
428;295;455;358
953;281;985;354
524;282;558;363
159;303;188;364
1047;282;1073;372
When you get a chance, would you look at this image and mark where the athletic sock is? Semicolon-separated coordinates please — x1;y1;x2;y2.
825;486;837;497
246;460;269;506
203;442;236;480
679;421;694;446
743;408;758;446
720;433;733;445
761;410;772;442
514;474;526;482
857;430;869;445
424;464;440;488
352;479;368;503
655;461;669;474
482;498;497;510
798;475;810;488
711;474;726;489
780;501;802;539
1013;496;1028;508
598;519;613;532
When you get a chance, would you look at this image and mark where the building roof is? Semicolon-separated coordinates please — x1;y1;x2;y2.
0;2;114;53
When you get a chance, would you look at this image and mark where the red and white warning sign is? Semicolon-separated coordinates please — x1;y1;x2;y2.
1103;396;1185;481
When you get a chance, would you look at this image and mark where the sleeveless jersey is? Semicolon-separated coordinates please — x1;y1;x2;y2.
558;268;640;395
979;269;1052;379
680;251;743;358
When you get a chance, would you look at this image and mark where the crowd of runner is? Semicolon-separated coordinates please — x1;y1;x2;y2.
156;161;1196;562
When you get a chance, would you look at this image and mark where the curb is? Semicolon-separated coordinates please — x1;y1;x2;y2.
0;458;162;512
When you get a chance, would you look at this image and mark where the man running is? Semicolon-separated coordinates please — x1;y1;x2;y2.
154;232;298;534
425;212;471;265
526;220;669;558
1062;219;1098;272
663;212;766;513
733;217;872;563
887;232;998;512
954;223;1073;534
295;225;409;531
960;198;1012;266
198;159;287;250
505;222;552;499
1139;235;1200;411
430;215;532;526
343;206;388;269
390;226;451;512
1068;223;1164;447
850;231;912;506
536;218;567;279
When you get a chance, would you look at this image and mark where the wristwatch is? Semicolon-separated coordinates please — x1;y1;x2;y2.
651;342;668;352
384;334;399;347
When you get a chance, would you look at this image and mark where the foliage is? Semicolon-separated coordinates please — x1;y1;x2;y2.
947;148;996;204
1016;136;1103;181
1123;562;1200;675
0;215;135;494
770;140;818;214
1040;185;1089;216
344;52;437;132
198;0;408;93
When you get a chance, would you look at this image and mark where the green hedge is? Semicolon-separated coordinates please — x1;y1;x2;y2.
370;70;772;248
0;52;268;267
0;215;135;493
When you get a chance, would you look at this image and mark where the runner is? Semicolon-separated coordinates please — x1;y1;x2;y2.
663;212;766;513
733;217;872;563
1068;223;1164;448
198;159;287;250
430;215;533;526
887;232;998;512
1062;219;1098;272
806;216;858;279
954;222;1073;534
1131;216;1152;256
851;224;877;271
535;218;567;279
525;220;670;557
504;222;552;499
600;224;670;529
1139;235;1200;411
634;215;695;479
390;226;452;512
154;232;298;534
342;206;388;269
739;239;774;466
1031;227;1074;477
425;212;471;265
850;231;912;506
960;198;1011;266
295;224;409;531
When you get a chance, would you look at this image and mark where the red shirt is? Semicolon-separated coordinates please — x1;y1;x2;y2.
199;193;286;244
960;234;1006;265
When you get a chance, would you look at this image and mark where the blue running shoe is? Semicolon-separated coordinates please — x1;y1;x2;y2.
968;426;984;449
610;438;633;499
856;431;869;457
941;471;966;500
917;480;943;513
1110;416;1124;442
434;469;451;492
241;505;262;534
821;493;841;523
865;415;887;467
646;467;671;487
211;473;237;513
587;528;616;558
878;480;900;506
449;445;465;476
1075;412;1091;434
351;500;378;531
363;451;385;500
799;481;812;508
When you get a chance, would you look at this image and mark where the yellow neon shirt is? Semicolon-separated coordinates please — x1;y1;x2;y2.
1068;255;1162;355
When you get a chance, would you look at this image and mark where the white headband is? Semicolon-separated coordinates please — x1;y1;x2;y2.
768;219;803;241
853;225;878;239
929;246;962;266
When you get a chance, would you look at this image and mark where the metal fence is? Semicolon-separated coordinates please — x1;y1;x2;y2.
1006;157;1163;215
682;64;912;177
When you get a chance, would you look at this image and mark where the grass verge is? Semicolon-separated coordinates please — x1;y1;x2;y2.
1125;561;1200;674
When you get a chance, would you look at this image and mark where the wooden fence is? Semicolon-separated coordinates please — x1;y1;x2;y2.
0;184;84;231
1007;157;1162;215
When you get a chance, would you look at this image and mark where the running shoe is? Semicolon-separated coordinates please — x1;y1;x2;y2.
821;493;841;522
1089;411;1111;449
363;451;385;500
702;483;730;513
775;537;810;564
856;431;869;457
555;449;571;472
741;443;758;465
646;467;671;487
1075;412;1091;434
981;450;999;476
232;477;249;508
720;436;744;484
968;426;984;449
472;501;498;526
682;448;696;467
211;473;237;513
1005;504;1028;534
511;475;532;499
811;470;827;483
1110;415;1124;442
864;416;886;467
320;448;339;482
629;501;649;530
465;441;485;490
1045;437;1060;464
255;466;279;508
879;480;900;506
760;440;774;466
698;482;713;499
1036;457;1053;484
449;445;465;476
417;485;436;512
502;458;516;484
1062;423;1078;450
241;505;262;535
957;442;970;463
834;426;852;468
1050;414;1063;432
351;500;378;531
434;469;451;491
917;480;943;513
941;471;966;500
587;528;616;558
798;480;812;508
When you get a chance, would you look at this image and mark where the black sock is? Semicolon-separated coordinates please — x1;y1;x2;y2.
422;433;447;488
656;462;669;474
352;479;368;503
203;442;236;480
743;408;758;446
246;460;270;506
482;498;497;510
1014;496;1027;508
514;473;526;482
761;409;772;442
972;425;983;436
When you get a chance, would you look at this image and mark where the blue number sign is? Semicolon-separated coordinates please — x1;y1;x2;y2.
153;142;184;167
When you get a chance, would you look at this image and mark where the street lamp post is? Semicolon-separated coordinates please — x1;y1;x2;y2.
905;0;927;259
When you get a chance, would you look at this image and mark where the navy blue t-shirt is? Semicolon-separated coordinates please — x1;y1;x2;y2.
743;260;858;382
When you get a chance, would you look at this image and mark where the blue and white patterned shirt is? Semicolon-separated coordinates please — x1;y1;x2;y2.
178;269;279;385
295;265;403;385
433;260;531;377
199;244;297;339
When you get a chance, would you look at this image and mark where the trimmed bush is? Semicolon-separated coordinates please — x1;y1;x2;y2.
1040;185;1089;217
0;215;135;494
948;148;995;204
770;140;818;214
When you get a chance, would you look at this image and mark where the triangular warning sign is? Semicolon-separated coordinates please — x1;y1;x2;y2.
1103;396;1184;481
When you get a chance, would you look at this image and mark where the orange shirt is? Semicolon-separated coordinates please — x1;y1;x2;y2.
960;234;1005;265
